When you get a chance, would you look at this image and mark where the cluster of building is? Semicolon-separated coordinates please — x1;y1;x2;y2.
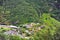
0;23;45;39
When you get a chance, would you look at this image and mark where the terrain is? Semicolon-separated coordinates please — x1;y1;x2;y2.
0;0;60;40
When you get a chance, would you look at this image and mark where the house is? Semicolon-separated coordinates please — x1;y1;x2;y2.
4;30;19;35
0;25;18;29
23;23;36;28
8;25;18;29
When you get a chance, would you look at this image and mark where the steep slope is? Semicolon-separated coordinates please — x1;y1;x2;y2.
0;13;60;40
0;0;39;25
0;0;60;25
32;13;60;40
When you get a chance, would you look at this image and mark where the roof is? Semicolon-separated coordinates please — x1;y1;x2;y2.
0;25;18;29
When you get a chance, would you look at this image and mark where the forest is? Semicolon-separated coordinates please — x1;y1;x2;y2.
0;0;60;40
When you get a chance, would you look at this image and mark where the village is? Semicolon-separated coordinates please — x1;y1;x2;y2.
0;23;45;39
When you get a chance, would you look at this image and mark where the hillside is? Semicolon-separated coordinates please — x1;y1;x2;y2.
0;0;60;25
0;14;60;40
0;0;60;40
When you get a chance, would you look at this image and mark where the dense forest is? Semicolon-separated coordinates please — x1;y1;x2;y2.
0;0;60;25
0;0;60;40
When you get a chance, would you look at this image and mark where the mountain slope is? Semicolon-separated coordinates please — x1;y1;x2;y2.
0;0;60;25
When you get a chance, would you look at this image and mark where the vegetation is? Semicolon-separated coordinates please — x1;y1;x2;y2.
0;0;60;40
0;14;60;40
